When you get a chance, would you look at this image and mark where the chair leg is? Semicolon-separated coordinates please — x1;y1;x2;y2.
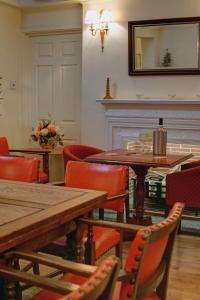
115;231;123;267
85;225;96;265
177;219;182;234
117;211;124;223
164;205;170;218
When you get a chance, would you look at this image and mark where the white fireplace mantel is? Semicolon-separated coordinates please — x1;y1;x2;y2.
97;98;200;107
98;98;200;149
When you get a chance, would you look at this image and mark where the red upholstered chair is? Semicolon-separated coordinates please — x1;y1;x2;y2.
166;162;200;209
43;161;128;264
0;156;39;182
0;255;120;300
65;161;128;221
66;161;128;263
63;145;127;221
0;136;48;183
19;202;183;300
63;144;104;171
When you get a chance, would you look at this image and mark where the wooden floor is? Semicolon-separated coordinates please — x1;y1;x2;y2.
23;234;200;300
167;234;200;300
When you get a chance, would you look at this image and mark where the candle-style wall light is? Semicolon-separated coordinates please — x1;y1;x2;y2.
85;9;112;52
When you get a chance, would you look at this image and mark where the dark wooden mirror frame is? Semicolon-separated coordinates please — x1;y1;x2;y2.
128;17;200;76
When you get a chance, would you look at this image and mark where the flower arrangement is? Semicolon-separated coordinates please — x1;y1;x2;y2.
31;119;64;149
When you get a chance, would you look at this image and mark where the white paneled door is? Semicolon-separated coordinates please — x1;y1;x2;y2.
30;33;81;144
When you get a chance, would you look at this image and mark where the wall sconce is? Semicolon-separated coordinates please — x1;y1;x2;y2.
85;9;112;52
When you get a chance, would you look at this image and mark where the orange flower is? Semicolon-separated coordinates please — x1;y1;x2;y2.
49;127;56;133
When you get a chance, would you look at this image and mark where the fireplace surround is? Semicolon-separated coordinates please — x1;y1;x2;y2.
98;98;200;158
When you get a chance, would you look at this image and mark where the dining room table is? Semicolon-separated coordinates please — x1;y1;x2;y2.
0;179;107;299
85;149;193;225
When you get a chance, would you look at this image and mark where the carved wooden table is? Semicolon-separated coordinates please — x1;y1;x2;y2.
85;149;192;225
0;179;106;299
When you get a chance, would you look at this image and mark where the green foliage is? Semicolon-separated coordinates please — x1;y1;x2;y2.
162;48;172;67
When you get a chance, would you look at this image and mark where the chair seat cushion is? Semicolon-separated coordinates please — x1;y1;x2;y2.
49;226;120;260
112;282;161;300
89;226;120;259
99;198;124;212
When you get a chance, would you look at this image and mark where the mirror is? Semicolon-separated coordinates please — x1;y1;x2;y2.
128;17;200;75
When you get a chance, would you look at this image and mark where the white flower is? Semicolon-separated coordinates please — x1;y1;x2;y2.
40;128;49;136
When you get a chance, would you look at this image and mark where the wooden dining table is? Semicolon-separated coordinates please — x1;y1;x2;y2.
0;179;106;299
85;149;193;225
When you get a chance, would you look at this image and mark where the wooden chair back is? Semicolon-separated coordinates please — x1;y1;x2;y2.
122;202;184;300
0;156;39;182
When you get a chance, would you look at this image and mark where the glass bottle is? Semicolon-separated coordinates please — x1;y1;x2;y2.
153;118;167;156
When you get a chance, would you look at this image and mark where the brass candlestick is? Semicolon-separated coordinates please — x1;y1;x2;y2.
103;77;113;99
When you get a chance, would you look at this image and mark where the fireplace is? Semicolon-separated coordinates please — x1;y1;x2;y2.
98;98;200;159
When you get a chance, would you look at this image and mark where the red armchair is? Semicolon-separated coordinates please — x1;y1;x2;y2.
63;144;104;171
166;162;200;209
0;136;48;183
43;161;128;264
65;161;128;221
0;156;39;183
21;202;183;300
0;255;120;300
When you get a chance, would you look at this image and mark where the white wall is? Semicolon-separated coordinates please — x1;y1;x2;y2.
3;0;200;149
81;0;200;149
0;2;22;147
22;4;82;32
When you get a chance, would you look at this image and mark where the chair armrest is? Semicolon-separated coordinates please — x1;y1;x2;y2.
79;218;144;233
0;265;79;295
11;251;97;277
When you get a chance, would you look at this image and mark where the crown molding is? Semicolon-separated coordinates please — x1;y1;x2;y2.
18;0;81;8
0;0;19;7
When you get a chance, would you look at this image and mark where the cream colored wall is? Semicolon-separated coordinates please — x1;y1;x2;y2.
22;4;82;33
4;0;200;149
0;2;22;147
81;0;200;149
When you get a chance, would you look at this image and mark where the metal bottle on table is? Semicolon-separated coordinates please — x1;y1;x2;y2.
153;118;167;156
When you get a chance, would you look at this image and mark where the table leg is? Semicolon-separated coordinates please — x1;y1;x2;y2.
125;168;130;222
42;153;49;178
5;280;16;300
129;165;152;225
65;222;84;264
4;258;21;300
